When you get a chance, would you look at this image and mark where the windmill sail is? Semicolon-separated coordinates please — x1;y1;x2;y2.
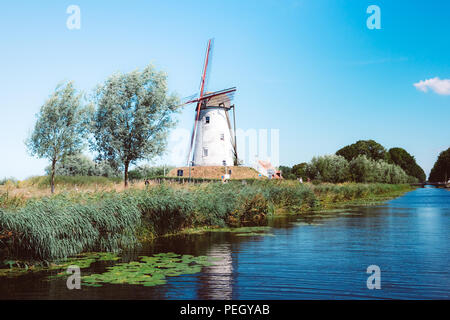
187;39;214;164
182;39;238;167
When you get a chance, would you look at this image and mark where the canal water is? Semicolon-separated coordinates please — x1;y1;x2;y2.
1;186;449;299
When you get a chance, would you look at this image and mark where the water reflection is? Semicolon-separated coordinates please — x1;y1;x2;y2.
197;243;234;300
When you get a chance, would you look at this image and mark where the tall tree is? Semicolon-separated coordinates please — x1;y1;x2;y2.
26;82;90;193
336;140;388;162
91;65;179;187
429;148;450;182
279;166;296;180
388;147;426;182
292;162;308;179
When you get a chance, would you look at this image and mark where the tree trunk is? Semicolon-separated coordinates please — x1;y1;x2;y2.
124;161;129;188
51;158;56;194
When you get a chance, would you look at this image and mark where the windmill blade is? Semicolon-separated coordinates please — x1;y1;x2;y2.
202;87;236;99
187;100;204;164
176;93;199;108
205;90;236;106
225;109;235;148
225;109;238;165
187;39;214;164
232;105;238;165
186;112;198;164
182;87;236;108
193;87;236;108
199;38;214;95
199;39;213;99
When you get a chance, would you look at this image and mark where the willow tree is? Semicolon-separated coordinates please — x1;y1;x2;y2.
91;65;179;187
26;82;90;193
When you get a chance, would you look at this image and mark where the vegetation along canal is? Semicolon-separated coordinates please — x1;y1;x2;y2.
0;186;448;299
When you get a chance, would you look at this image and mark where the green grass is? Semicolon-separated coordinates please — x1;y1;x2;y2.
312;183;414;208
25;175;122;188
0;181;414;262
0;192;26;209
0;194;141;261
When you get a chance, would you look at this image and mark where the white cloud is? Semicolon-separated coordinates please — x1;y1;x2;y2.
414;77;450;95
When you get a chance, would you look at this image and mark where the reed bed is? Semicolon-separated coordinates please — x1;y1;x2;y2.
0;181;413;261
0;195;141;261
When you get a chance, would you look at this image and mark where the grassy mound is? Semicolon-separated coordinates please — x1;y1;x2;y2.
168;166;261;179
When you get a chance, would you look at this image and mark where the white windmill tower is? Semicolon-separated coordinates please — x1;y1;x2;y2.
181;39;238;167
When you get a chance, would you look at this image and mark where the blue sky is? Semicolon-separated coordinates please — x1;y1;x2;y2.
0;0;449;179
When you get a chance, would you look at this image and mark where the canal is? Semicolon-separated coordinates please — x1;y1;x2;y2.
1;186;449;299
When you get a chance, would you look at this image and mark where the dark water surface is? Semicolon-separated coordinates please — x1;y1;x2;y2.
1;187;449;299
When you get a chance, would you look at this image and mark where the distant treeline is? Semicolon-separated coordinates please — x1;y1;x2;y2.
280;140;426;183
429;148;450;183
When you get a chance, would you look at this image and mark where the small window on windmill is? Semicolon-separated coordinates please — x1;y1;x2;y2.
177;169;184;177
220;133;224;141
222;160;227;166
203;148;208;157
205;116;210;124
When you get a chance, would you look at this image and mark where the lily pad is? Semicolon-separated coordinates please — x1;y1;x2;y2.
0;252;120;278
80;253;217;287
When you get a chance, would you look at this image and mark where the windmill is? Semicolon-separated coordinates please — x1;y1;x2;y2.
181;39;238;167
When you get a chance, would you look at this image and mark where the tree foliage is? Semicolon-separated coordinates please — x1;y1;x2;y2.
305;155;350;183
292;163;308;180
278;166;296;180
90;65;179;187
336;140;388;162
26;82;90;193
279;163;311;180
303;154;415;184
128;164;174;180
349;155;413;184
388;148;426;182
429;148;450;182
45;153;121;178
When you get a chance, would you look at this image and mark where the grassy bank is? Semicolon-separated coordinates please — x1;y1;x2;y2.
0;181;414;262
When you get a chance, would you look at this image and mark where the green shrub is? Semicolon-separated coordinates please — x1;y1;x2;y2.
228;189;268;227
129;165;174;180
305;155;350;183
349;155;410;184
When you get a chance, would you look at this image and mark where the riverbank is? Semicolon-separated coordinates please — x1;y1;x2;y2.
0;181;415;263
